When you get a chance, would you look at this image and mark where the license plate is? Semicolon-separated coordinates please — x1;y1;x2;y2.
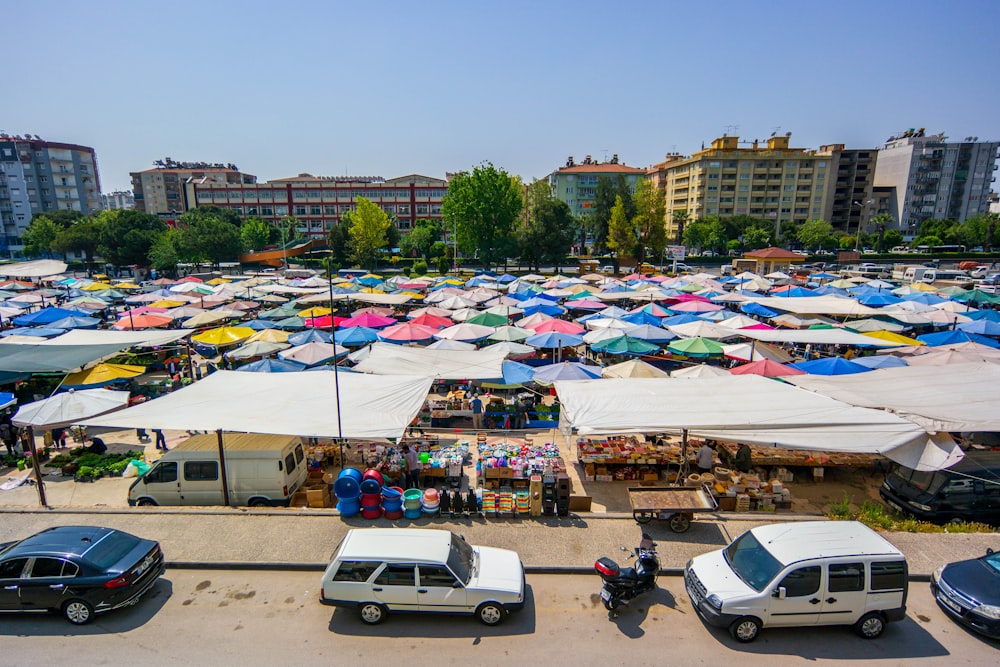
600;589;611;602
937;593;962;614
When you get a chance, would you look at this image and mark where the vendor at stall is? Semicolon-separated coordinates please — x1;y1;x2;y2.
696;441;715;474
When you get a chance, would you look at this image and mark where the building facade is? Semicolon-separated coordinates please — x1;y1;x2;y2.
131;158;256;218
546;155;646;220
873;129;999;238
0;134;102;257
817;144;877;235
101;190;135;210
183;173;448;238
652;134;833;239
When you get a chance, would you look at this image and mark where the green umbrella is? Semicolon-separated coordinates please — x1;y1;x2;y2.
961;289;1000;306
936;286;972;297
666;336;725;358
467;311;509;327
487;325;531;342
590;335;660;356
259;304;300;319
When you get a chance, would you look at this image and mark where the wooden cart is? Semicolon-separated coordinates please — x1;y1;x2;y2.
627;485;718;533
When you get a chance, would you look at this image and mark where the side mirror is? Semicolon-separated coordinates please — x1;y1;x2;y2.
772;587;786;600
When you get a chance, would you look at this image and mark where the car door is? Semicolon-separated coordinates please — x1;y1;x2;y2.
180;460;225;505
16;557;78;610
416;564;468;612
0;557;29;610
370;563;419;611
820;562;867;625
766;565;822;627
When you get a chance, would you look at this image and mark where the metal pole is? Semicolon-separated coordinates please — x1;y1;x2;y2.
329;255;345;467
216;428;231;507
25;425;47;507
677;428;689;487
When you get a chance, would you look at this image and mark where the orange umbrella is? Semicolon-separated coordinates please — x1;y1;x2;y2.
112;313;175;330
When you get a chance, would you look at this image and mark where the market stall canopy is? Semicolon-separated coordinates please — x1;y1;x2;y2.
42;329;193;348
352;342;508;379
738;327;900;348
83;370;433;440
742;296;881;316
0;259;67;278
0;342;130;373
13;388;130;429
61;363;146;388
554;376;961;471
784;362;1000;434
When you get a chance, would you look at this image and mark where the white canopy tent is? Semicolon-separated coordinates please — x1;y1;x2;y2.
0;259;68;278
554;376;962;471
84;370;433;440
738;327;900;348
743;296;881;316
353;342;508;379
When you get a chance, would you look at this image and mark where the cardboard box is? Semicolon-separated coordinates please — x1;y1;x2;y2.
498;467;514;479
643;473;659;481
568;496;592;512
485;468;500;479
584;464;595;476
290;491;309;507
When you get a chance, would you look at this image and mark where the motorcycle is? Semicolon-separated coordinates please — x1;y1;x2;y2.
594;533;659;611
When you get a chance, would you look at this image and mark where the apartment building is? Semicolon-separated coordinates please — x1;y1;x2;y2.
817;144;877;235
131;158;256;218
546;155;646;219
873;129;999;238
183;173;448;237
102;190;135;210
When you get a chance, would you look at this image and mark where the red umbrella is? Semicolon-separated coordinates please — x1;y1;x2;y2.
177;275;204;283
729;359;806;378
305;315;348;329
409;312;454;329
338;312;397;329
531;318;586;335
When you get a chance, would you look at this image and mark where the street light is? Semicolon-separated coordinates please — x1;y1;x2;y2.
851;200;874;252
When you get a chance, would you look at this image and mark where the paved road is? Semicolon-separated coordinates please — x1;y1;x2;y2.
2;571;996;666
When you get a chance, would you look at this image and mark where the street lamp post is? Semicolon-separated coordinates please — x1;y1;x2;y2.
851;200;874;252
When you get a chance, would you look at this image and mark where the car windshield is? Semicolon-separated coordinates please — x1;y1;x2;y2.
447;533;474;584
983;552;1000;575
888;467;946;495
83;531;141;570
724;530;784;592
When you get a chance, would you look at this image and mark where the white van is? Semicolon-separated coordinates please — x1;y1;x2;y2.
128;433;307;507
320;528;525;626
685;521;907;642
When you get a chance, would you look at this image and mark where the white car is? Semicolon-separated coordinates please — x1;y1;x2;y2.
320;529;525;625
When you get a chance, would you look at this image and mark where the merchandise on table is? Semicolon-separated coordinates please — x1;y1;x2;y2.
361;439;470;485
477;438;565;481
716;442;879;468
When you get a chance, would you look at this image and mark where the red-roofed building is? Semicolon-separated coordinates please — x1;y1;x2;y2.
546;154;646;221
741;246;806;274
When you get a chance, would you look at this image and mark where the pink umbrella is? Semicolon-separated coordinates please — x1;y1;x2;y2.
631;303;671;317
669;293;713;303
729;359;806;378
565;299;607;310
740;322;775;330
377;322;436;343
339;312;397;329
530;318;586;334
117;306;169;319
352;306;394;317
407;306;453;319
516;312;554;329
668;300;724;313
410;313;453;329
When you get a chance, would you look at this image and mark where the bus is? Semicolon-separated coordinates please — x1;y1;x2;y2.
915;244;966;254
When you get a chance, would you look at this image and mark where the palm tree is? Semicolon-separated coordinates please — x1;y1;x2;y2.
869;214;894;253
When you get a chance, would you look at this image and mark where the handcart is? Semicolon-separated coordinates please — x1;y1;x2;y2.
627;485;718;533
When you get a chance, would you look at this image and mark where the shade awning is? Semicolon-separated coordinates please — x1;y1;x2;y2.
353;342;508;379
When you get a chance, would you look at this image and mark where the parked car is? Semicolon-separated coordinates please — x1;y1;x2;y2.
0;526;164;625
931;548;1000;638
880;450;1000;525
599;265;615;274
320;529;525;625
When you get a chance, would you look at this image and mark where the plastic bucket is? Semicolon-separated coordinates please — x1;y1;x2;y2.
403;508;422;520
360;478;382;495
337;498;361;517
421;499;440;511
382;498;403;513
334;468;363;498
360;493;382;508
361;506;383;520
383;509;404;520
381;486;402;500
422;488;440;504
362;468;385;487
421;506;439;515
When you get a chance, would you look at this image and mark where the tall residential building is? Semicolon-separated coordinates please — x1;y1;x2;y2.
546;155;646;219
652;134;832;239
817;144;877;236
873;129;1000;238
0;134;102;257
183;173;448;238
101;190;135;210
131;158;256;219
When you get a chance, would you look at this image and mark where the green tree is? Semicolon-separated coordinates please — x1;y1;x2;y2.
797;219;834;251
633;179;667;264
869;213;894;253
588;175;617;254
21;215;62;257
671;210;689;246
683;216;727;254
240;216;272;252
176;215;243;265
44;209;86;229
615;175;637;223
742;226;773;251
349;197;391;271
606;195;637;263
148;229;181;272
400;219;442;259
327;219;351;268
518;198;576;272
442;162;523;270
96;209;167;268
53;218;105;271
183;205;242;227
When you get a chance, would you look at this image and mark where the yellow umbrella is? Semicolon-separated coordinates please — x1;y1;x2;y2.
862;331;925;346
360;273;383;280
359;287;385;294
113;282;142;290
910;282;938;292
298;306;332;318
397;291;425;300
148;299;186;308
191;326;255;346
63;363;146;387
206;277;231;285
82;282;114;291
247;329;290;344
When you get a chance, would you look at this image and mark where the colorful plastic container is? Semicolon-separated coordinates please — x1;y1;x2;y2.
333;468;363;499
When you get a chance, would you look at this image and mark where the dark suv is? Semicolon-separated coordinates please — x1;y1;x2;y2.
880;451;1000;526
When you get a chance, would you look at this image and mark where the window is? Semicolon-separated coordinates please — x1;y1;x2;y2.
294;444;304;464
259;190;272;200
147;461;177;483
829;563;864;592
374;564;415;586
295;206;307;216
261;206;273;216
870;561;906;591
397;204;410;215
284;452;296;474
29;557;73;578
416;204;428;215
779;566;821;597
419;564;459;587
325;206;337;215
0;557;29;579
310;206;321;216
333;561;382;582
183;461;219;481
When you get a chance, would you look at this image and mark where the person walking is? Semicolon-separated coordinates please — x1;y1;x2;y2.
153;429;168;450
470;394;484;430
402;445;420;489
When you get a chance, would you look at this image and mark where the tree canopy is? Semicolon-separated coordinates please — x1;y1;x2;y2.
400;218;442;259
633;179;667;264
797;219;834;250
606;195;638;262
349;197;392;270
20;215;62;258
95;209;166;268
240;216;272;252
443;162;523;269
53;218;104;271
518;197;576;272
175;214;243;264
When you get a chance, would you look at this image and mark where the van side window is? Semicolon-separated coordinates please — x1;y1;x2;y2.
294;444;304;464
147;462;177;483
183;461;219;481
333;561;381;583
419;565;459;587
871;561;906;591
284;453;296;473
374;564;415;587
778;566;820;597
828;563;864;592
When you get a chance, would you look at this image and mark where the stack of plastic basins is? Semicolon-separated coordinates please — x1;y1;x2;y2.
402;488;423;520
421;488;440;517
382;486;404;520
334;468;362;518
360;469;385;519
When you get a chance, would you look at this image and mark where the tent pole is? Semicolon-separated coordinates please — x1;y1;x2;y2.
329;255;345;468
216;429;231;507
678;428;689;487
25;426;47;507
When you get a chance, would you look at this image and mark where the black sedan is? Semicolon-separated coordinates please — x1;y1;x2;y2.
931;548;1000;639
0;526;164;625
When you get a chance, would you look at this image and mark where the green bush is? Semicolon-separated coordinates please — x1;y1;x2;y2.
437;256;451;274
76;465;95;478
826;495;997;533
413;260;428;276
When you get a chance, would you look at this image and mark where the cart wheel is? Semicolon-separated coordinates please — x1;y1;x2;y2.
633;510;654;524
669;513;692;533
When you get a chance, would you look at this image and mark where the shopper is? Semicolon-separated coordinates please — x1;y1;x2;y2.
153;429;167;451
734;443;753;473
87;436;107;455
470;395;484;429
402;445;420;489
0;422;12;456
696;441;715;474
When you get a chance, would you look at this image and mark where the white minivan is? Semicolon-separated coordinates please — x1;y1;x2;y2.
320;529;525;625
685;521;907;642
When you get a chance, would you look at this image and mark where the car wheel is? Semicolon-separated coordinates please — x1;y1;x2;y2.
136;498;158;507
477;602;505;626
854;612;885;639
248;498;271;508
63;599;94;625
729;616;761;643
359;602;387;625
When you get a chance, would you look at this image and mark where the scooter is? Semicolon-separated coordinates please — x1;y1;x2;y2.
594;533;659;611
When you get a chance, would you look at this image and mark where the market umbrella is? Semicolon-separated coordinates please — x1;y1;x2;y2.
434;322;496;342
245;319;280;331
352;306;395;317
851;355;909;369
259;304;300;319
279;341;347;366
495;360;535;385
336;326;380;346
661;313;703;326
62;363;146;388
466;311;509;327
666;337;725;358
901;345;1000;366
601;359;669;379
857;292;903;307
111;313;175;330
620;310;665;326
721;341;794;364
564;299;607;311
917;329;1000;348
620;324;676;343
667;320;738;340
590;335;660;356
338;312;397;329
861;331;925;347
46;315;101;330
788;357;872;375
377;322;437;344
235;358;306;373
487;325;531;343
957;319;1000;337
182;310;236;328
426;339;477;351
304;315;348;329
288;329;333;345
1;327;65;338
13;388;131;429
530;318;586;335
409;312;454;329
515;312;554;329
524;331;585;349
226;340;289;361
298;306;332;318
740;302;781;318
729;359;807;378
191;326;255;347
531;361;602;384
669;363;732;378
957;289;1000;306
272;316;307;330
247;328;290;344
407;306;455;320
12;306;89;326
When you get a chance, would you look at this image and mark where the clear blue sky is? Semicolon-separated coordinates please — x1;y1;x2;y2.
7;0;999;192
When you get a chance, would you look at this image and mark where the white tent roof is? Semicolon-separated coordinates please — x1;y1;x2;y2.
0;259;68;278
353;342;508;379
13;389;130;429
41;329;193;347
738;327;900;347
554;376;961;471
84;370;432;440
745;296;881;316
784;363;1000;434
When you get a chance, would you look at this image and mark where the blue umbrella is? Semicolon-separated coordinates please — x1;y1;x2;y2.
12;306;88;326
957;319;1000;337
590;335;661;356
46;315;102;330
621;310;664;326
857;293;903;307
522;303;566;317
245;319;280;330
967;309;1000;323
812;272;839;280
337;326;380;346
851;355;909;369
500;360;536;385
497;274;518;284
532;361;602;384
622;324;676;343
661;313;703;326
524;331;585;349
772;287;816;297
355;276;383;287
900;292;947;305
236;358;306;373
288;329;332;345
812;285;849;297
788;357;872;375
917;329;1000;348
1;327;66;338
0;392;16;410
740;303;781;318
